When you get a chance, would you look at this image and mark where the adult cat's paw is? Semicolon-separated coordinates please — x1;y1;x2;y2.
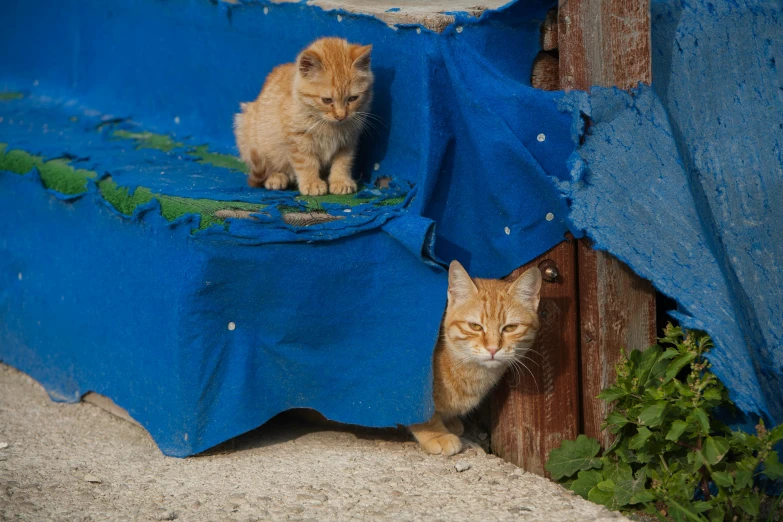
264;172;289;191
444;417;464;437
420;434;462;456
299;179;328;196
329;178;357;195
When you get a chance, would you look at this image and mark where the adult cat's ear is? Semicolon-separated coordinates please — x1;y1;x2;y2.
509;267;542;311
448;260;477;305
298;50;323;77
351;44;372;72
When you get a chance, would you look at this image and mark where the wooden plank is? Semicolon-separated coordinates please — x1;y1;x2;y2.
490;237;580;476
558;0;652;91
541;9;559;51
577;242;656;447
557;0;656;447
531;53;560;91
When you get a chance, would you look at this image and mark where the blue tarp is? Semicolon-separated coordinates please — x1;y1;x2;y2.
0;0;781;457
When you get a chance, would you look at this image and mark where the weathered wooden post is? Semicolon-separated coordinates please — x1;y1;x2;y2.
491;0;657;473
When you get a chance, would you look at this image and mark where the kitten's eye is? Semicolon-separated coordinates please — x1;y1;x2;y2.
321;97;333;104
468;323;483;332
503;324;519;333
347;95;359;102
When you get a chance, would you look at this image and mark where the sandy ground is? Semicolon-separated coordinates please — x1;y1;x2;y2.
0;363;627;522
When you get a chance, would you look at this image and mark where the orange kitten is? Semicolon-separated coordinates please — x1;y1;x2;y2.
234;37;373;196
410;261;542;456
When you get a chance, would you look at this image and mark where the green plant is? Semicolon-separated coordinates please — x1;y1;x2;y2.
546;325;783;521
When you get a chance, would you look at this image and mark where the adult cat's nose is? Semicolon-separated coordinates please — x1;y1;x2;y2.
485;347;499;359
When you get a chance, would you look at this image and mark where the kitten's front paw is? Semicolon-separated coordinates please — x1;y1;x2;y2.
299;179;328;196
420;434;462;456
329;178;357;195
264;172;289;191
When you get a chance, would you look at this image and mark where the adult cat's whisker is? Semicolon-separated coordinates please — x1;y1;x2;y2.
513;360;540;392
517;354;540;368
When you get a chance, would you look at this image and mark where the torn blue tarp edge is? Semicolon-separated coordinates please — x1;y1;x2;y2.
556;84;774;422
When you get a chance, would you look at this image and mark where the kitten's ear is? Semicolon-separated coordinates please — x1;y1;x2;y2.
351;44;372;72
448;260;477;305
298;50;323;78
508;267;542;311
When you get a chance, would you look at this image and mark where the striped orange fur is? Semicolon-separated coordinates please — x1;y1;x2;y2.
234;37;373;195
410;261;542;456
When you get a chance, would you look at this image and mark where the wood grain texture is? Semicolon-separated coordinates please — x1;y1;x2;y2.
557;0;656;448
531;53;560;91
558;0;652;91
577;242;656;447
541;9;559;51
490;238;580;476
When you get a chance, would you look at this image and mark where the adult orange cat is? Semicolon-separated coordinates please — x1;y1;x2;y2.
410;261;542;456
234;37;373;196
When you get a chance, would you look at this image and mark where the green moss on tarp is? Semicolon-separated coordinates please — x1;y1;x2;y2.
0;92;24;101
112;130;184;152
97;177;265;231
190;145;248;173
0;144;96;195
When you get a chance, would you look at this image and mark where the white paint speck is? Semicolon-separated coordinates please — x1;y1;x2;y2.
416;27;422;34
17;273;22;281
373;163;380;171
456;26;463;33
504;226;511;235
343;208;352;213
337;14;343;22
33;80;39;86
537;133;546;142
263;6;268;14
174;116;180;125
545;212;555;221
228;322;236;331
184;433;189;441
160;171;165;175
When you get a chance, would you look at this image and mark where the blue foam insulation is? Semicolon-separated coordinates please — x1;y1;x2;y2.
1;0;782;457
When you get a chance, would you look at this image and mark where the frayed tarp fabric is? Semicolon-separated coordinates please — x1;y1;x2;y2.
560;0;783;423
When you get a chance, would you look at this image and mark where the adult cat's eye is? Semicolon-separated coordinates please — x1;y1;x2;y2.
347;95;359;102
503;324;519;332
321;97;333;104
468;322;483;331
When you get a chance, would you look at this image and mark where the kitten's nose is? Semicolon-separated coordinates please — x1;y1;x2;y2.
334;113;347;121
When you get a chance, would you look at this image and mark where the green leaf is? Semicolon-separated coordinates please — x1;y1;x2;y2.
710;470;733;488
691;501;711;513
769;423;783;444
598;385;628;402
587;486;614;508
708;505;725;522
657;347;680;362
638;402;667;427
605;411;628;429
570;469;603;499
735;467;753;489
701;388;722;402
688;408;710;434
664;352;697;383
629;426;653;450
666;420;689;441
738;495;760;517
702;436;729;465
545;435;602;480
596;479;616;493
763;451;783;480
629;489;657;504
